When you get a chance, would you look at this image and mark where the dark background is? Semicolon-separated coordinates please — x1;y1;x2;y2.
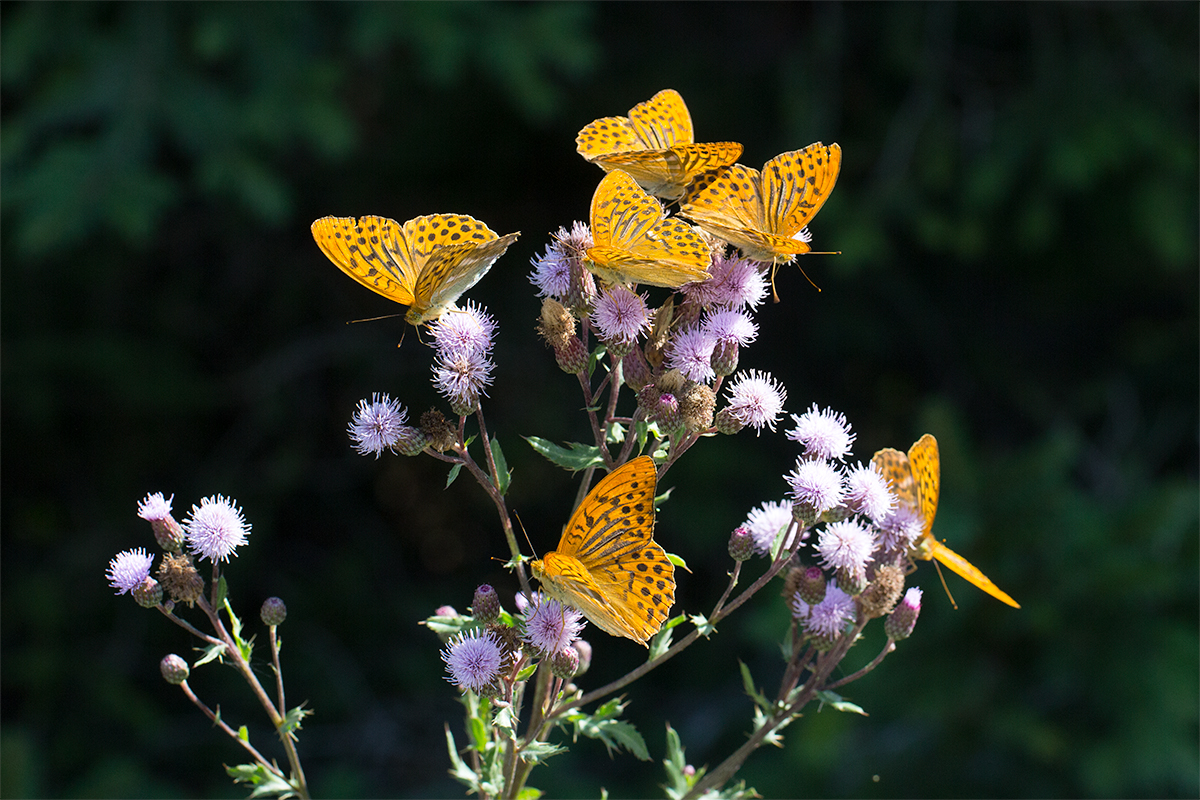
2;3;1197;798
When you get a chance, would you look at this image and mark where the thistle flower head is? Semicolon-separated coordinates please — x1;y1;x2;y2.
723;370;787;434
522;596;585;655
136;493;173;522
803;581;856;638
786;404;856;461
433;348;495;415
430;302;497;359
591;284;652;345
742;500;794;556
786;458;845;514
665;325;716;384
816;519;876;579
529;222;592;299
877;503;925;554
184;495;250;563
348;393;424;457
843;462;895;523
442;630;503;692
684;255;768;309
106;548;154;595
702;308;758;345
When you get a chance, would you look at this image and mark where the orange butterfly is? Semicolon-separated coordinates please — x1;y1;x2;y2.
679;143;841;295
576;88;743;201
872;434;1021;609
311;214;519;327
529;457;676;645
585;169;713;288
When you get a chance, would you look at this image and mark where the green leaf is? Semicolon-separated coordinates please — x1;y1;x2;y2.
739;660;771;711
214;575;229;609
446;463;462;488
194;641;227;667
422;613;473;639
817;689;868;716
444;726;481;792
605;421;626;445
523;436;605;471
237;725;250;742
282;704;311;735
490;438;511;495
469;714;488;752
567;700;650;761
515;662;538;682
662;723;706;800
520;739;567;763
666;551;688;571
516;787;545;800
690;613;716;638
226;762;295;798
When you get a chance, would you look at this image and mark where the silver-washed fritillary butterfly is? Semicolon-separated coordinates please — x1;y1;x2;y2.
679;142;841;265
529;456;677;646
576;89;743;201
586;169;712;289
311;214;519;327
872;434;1021;609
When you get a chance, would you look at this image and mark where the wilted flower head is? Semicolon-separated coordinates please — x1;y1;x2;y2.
843;463;895;523
523;596;585;655
430;302;497;359
592;285;651;344
106;548;154;595
136;493;173;522
348;393;423;457
529;222;592;299
666;326;716;383
787;404;856;461
442;629;503;692
184;495;250;563
724;370;787;434
816;519;876;577
743;500;794;555
786;458;844;514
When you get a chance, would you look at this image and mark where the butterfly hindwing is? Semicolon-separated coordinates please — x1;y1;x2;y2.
532;456;677;645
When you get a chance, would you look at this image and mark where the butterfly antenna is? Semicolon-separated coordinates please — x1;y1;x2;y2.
932;559;960;610
347;313;403;324
514;511;538;559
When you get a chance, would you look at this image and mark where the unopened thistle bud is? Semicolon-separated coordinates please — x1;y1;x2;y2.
885;587;923;641
420;409;458;452
553;336;590;374
156;552;204;607
160;654;190;685
711;338;739;377
551;646;580;679
859;564;904;620
797;566;827;605
714;407;746;435
260;597;287;626
636;384;662;416
471;584;500;624
487;621;524;674
679;382;715;433
138;493;185;552
821;505;851;524
837;567;869;596
728;527;755;561
621;346;653;392
792;500;820;528
133;577;163;609
653;392;683;433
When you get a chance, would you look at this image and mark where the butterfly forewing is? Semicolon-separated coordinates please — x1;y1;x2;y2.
311;216;416;306
906;433;941;535
762;143;843;238
627;88;693;149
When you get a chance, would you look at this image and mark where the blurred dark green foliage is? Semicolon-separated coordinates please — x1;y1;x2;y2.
1;2;1195;798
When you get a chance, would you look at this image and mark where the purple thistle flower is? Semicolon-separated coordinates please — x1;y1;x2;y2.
786;404;856;461
803;581;856;638
106;548;154;595
703;308;758;345
684;255;768;309
877;504;925;554
816;519;876;576
137;492;173;522
184;495;250;563
348;393;421;457
591;285;651;344
529;222;592;299
666;326;716;383
523;596;585;654
442;629;503;692
430;302;497;359
433;348;495;414
786;458;845;513
743;500;794;555
885;587;923;640
843;463;895;523
723;370;787;434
